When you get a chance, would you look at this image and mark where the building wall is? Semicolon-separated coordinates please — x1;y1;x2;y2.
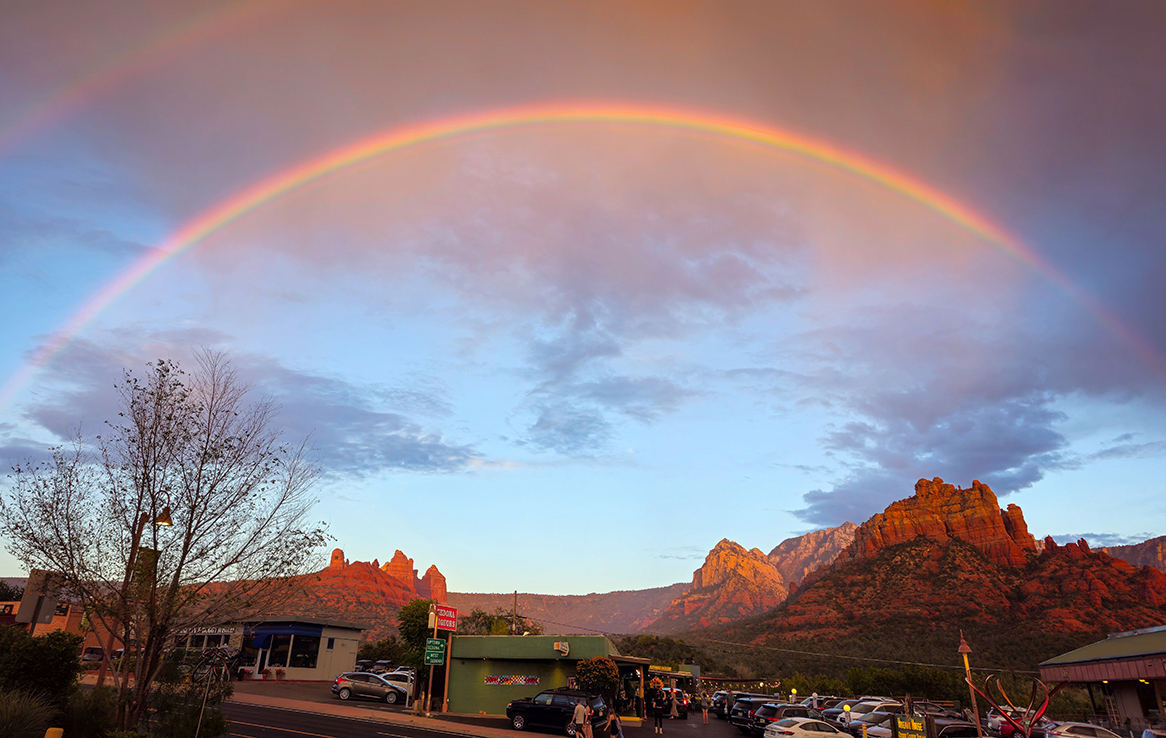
447;657;576;716
313;626;360;679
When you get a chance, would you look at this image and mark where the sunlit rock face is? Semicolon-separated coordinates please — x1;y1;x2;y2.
839;477;1037;568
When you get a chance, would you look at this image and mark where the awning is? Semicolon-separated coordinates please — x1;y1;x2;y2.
247;623;323;649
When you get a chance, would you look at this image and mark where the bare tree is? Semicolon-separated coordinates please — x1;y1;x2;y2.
0;350;327;730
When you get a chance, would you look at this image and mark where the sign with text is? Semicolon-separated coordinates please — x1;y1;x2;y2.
435;604;457;631
426;638;446;653
424;650;446;666
894;715;928;738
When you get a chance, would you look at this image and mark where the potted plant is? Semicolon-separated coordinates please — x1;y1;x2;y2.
275;668;286;681
260;668;270;680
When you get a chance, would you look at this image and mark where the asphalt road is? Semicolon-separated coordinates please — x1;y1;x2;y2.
222;702;733;738
223;701;469;738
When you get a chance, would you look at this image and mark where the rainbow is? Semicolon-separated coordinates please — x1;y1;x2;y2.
0;1;281;160
2;104;1159;411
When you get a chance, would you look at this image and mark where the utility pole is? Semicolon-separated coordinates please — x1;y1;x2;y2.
426;604;437;714
959;632;984;738
512;590;518;635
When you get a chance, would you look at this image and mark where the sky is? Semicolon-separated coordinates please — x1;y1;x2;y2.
0;1;1164;595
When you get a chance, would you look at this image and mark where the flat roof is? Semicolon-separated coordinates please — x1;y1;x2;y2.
451;634;619;660
246;616;367;631
1041;625;1166;666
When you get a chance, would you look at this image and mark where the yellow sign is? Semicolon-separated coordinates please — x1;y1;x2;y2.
894;715;928;738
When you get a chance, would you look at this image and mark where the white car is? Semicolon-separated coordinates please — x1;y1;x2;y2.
766;717;845;738
1047;724;1124;738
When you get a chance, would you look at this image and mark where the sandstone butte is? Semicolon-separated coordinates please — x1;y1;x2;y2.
651;523;858;633
837;477;1038;569
714;479;1166;661
277;548;448;641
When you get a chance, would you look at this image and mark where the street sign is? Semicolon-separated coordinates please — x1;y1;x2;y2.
425;638;446;654
424;650;445;666
435;604;457;631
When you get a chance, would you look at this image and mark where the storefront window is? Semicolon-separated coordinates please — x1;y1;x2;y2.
189;634;205;649
289;635;320;669
267;634;292;668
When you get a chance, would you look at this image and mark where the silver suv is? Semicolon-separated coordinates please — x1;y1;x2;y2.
332;671;408;704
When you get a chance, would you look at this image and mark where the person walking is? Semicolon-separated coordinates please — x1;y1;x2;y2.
652;690;667;734
668;690;679;719
606;710;624;738
582;700;594;738
701;692;710;724
574;699;588;738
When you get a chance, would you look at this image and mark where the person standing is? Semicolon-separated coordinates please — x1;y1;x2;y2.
574;699;588;738
606;710;624;738
582;700;594;738
653;690;667;734
668;691;678;719
701;692;710;724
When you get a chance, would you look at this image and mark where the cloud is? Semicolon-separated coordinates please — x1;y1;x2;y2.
1050;532;1158;548
1087;440;1166;462
4;331;478;476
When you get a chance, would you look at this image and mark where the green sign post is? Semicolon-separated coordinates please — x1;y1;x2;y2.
425;637;446;666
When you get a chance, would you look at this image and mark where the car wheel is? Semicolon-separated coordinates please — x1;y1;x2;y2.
386;690;399;704
338;687;352;701
512;714;526;730
566;721;578;737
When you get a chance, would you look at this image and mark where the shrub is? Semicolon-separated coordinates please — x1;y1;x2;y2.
0;689;57;738
62;686;119;738
142;659;233;738
0;625;83;706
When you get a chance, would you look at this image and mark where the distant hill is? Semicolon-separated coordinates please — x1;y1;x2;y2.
1104;535;1166;574
448;584;687;635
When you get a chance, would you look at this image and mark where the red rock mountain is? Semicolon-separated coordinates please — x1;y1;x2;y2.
1104;535;1166;574
705;479;1166;672
651;540;788;633
278;549;448;641
838;477;1037;568
769;523;857;586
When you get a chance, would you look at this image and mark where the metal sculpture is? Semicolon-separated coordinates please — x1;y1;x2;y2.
966;674;1068;738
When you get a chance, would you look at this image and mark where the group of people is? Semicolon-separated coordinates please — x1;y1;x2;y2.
574;687;714;737
573;699;624;738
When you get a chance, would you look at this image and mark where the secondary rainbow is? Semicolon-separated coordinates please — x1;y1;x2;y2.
2;104;1158;411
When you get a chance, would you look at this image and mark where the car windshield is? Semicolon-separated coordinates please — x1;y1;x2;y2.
852;703;888;716
857;714;887;724
757;706;778;718
776;719;800;728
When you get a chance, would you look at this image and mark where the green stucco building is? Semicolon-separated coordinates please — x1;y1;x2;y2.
444;635;649;716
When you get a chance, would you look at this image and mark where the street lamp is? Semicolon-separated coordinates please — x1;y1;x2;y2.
959;632;984;738
96;507;173;687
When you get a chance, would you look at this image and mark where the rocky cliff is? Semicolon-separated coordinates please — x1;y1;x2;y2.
1104;535;1166;574
769;523;857;586
280;548;448;641
448;583;687;635
650;539;787;633
696;481;1166;674
839;478;1037;568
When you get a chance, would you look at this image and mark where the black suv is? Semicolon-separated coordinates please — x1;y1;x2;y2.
718;693;772;720
731;697;782;734
752;704;817;735
507;688;607;736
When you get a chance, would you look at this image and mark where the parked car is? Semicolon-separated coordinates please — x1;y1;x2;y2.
733;698;784;734
999;716;1057;738
507;688;607;736
912;703;964;721
332;672;409;704
1046;723;1124;738
822;700;868;726
381;671;413;689
801;697;844;709
753;703;817;735
930;719;983;738
848;702;903;721
764;717;845;738
661;688;689;719
844;711;898;738
712;692;731;718
81;646;105;663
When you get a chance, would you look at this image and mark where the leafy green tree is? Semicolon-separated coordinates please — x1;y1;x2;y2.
397;598;435;668
457;607;544;636
0;626;83;707
358;635;407;664
0;581;23;601
577;657;620;702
